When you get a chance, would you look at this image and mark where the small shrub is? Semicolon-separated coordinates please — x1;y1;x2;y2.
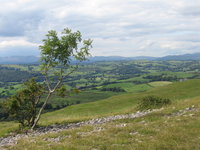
138;95;171;110
7;78;43;127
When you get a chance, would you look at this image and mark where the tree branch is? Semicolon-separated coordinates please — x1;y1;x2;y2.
44;66;52;92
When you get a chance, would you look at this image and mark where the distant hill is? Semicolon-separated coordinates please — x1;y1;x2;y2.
0;53;200;64
87;56;156;63
157;53;200;61
77;53;200;62
0;56;157;64
87;53;200;62
0;56;39;64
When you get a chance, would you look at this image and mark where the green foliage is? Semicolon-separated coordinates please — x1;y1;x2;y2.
28;27;92;130
138;95;171;110
0;102;9;120
55;86;81;98
56;85;69;98
40;28;92;69
2;28;92;130
7;78;43;127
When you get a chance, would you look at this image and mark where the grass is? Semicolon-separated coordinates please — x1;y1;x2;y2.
0;122;19;137
7;95;200;150
40;79;200;125
1;79;200;138
148;81;172;87
101;83;152;93
48;90;120;107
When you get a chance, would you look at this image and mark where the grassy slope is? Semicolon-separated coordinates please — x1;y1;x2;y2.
0;122;19;137
47;90;120;107
41;79;200;125
8;92;200;150
1;79;200;137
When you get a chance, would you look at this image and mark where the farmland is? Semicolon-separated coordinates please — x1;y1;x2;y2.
0;60;200;109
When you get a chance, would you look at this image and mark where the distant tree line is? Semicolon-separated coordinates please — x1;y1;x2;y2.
101;87;126;92
144;74;178;82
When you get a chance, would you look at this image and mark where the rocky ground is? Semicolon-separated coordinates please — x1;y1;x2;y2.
0;109;162;148
0;106;198;149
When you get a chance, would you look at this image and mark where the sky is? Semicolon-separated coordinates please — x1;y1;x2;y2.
0;0;200;57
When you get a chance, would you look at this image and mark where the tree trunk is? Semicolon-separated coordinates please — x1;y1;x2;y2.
31;75;63;130
31;92;52;130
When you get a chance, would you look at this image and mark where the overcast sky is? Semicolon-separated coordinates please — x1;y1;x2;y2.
0;0;200;57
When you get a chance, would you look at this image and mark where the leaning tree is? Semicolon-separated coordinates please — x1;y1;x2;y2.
30;28;92;129
5;28;92;129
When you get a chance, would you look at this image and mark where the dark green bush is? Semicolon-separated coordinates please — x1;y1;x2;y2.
101;87;126;92
0;102;9;120
138;95;171;110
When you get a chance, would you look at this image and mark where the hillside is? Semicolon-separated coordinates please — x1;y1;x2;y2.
0;79;200;149
40;79;200;125
8;96;200;150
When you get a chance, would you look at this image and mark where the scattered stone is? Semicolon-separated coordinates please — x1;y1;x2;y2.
116;123;127;128
0;108;162;148
135;138;142;143
129;132;139;135
167;106;199;117
64;135;72;138
93;127;105;132
77;127;105;137
43;137;61;143
77;132;91;136
139;120;146;124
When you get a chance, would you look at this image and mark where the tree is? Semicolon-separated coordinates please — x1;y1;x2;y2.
8;78;43;127
30;28;92;129
7;28;92;130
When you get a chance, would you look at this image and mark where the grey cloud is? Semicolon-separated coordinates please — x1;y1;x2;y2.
0;9;45;37
0;0;200;57
182;8;200;16
180;1;200;17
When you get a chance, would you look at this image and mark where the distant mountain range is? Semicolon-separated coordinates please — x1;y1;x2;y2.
156;53;200;61
0;56;39;64
87;56;156;62
0;53;200;64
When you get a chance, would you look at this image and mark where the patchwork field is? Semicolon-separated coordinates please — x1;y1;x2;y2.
0;61;200;149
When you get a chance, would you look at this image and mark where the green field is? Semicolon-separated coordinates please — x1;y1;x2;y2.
1;79;200;138
100;82;152;93
47;90;120;108
0;61;200;149
39;79;200;125
148;81;172;87
4;81;200;150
